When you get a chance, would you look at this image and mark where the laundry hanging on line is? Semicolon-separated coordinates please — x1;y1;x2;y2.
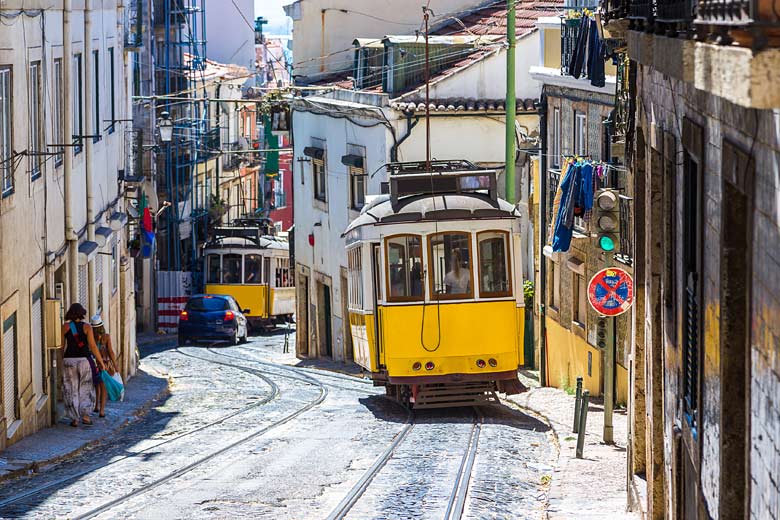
564;13;607;88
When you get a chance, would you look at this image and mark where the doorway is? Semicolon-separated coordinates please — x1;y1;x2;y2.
296;273;309;357
316;281;332;358
341;270;353;362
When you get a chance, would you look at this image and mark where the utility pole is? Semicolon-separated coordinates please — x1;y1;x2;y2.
504;0;517;203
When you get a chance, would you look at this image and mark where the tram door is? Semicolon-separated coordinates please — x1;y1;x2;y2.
263;257;272;317
371;244;382;369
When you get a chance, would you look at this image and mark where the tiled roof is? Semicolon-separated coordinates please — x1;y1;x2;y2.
432;0;563;38
391;97;539;113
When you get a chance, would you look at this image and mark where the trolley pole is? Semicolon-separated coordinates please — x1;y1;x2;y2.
504;0;517;203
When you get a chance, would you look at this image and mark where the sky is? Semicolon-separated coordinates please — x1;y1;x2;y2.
256;0;292;35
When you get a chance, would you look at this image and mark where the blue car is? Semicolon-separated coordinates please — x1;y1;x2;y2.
177;294;250;346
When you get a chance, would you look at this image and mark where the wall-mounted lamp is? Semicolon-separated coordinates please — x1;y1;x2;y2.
158;111;174;143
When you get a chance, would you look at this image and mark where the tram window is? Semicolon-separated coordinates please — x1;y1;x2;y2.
206;255;221;284
347;248;363;308
244;254;262;284
276;258;293;288
429;232;472;299
385;235;424;301
478;231;511;297
222;254;242;284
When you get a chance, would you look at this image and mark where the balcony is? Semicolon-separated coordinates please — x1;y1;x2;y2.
604;0;780;46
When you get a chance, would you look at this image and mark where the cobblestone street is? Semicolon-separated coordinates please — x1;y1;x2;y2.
0;331;557;519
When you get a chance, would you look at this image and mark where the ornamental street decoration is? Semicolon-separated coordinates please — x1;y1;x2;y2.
588;267;634;317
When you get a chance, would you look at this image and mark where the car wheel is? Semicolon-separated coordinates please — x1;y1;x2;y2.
231;327;240;346
239;325;248;344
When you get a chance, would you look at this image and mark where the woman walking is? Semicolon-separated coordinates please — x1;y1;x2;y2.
61;304;106;427
91;314;118;417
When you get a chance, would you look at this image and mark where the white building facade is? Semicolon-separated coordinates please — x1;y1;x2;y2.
0;0;136;447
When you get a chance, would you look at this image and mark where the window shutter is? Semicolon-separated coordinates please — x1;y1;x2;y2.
32;287;44;398
3;314;17;423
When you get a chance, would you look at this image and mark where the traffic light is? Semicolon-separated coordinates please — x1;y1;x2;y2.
593;189;620;252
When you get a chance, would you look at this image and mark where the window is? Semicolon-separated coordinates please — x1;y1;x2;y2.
573;273;587;326
244;254;262;284
31;286;45;399
553;107;561;167
313;158;326;202
3;313;18;424
73;54;83;154
550;259;560;311
108;48;116;134
222;254;242;284
0;67;12;196
111;242;118;294
273;173;287;208
349;165;366;210
275;257;293;288
429;232;472;300
477;231;511;297
92;51;100;142
78;264;87;305
29;62;43;180
385;235;424;301
53;59;64;166
574;111;587;157
347;247;363;309
206;254;221;283
186;297;229;312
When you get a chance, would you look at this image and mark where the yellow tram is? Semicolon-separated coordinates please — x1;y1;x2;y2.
343;160;526;408
204;218;295;329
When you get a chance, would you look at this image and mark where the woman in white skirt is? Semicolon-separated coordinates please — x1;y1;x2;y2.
61;303;106;427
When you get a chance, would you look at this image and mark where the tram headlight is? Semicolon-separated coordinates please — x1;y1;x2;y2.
476;359;486;369
425;361;435;371
412;362;422;371
488;358;498;367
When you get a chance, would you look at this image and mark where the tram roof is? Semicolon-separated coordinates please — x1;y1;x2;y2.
204;236;288;251
342;192;519;236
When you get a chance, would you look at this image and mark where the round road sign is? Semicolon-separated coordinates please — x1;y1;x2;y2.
588;267;634;317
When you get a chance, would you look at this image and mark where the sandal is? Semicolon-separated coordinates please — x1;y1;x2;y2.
70;420;79;427
82;417;93;426
99;413;105;418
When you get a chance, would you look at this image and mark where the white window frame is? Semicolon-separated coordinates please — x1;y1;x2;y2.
1;67;13;197
313;158;326;202
53;59;64;167
92;50;101;142
29;62;44;180
553;107;561;167
349;165;366;210
108;47;116;134
73;54;83;154
574;111;587;157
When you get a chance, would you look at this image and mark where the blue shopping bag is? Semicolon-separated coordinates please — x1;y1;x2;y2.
100;370;124;401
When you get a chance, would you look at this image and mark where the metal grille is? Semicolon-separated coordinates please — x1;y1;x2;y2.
547;169;562;228
31;287;44;398
3;314;17;424
683;281;699;430
78;265;88;306
618;194;633;264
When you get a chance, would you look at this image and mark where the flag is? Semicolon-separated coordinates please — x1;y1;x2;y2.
139;193;155;258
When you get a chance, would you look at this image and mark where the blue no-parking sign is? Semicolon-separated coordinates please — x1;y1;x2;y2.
588;267;634;317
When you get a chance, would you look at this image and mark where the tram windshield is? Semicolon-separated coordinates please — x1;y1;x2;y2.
222;254;242;284
206;254;221;284
430;233;472;298
478;232;511;297
244;254;262;284
386;235;424;301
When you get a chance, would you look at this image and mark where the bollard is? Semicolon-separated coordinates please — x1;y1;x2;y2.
576;390;590;459
283;321;291;353
573;377;583;433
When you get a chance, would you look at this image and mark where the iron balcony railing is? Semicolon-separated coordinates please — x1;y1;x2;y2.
547;169;562;228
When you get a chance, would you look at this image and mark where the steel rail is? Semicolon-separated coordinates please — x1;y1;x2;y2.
70;346;329;520
444;407;483;520
211;345;377;393
0;349;280;510
326;410;416;520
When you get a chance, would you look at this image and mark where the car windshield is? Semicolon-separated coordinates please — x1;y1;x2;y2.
186;297;229;311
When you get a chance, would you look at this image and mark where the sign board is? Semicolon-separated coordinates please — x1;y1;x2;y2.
588;267;634;317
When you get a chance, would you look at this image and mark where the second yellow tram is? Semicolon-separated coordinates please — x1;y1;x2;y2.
343;160;526;408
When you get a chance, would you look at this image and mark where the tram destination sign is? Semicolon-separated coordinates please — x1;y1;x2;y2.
588;267;634;317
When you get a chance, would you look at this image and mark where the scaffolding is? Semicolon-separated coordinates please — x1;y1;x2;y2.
155;0;210;287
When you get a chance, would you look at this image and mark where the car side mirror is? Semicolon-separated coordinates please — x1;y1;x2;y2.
243;309;251;314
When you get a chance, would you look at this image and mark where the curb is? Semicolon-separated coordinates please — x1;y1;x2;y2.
0;365;171;484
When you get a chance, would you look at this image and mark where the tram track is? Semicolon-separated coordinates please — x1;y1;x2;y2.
0;348;280;511
327;406;483;520
70;346;329;520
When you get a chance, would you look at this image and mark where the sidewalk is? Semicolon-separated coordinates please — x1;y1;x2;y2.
0;367;169;483
506;370;637;519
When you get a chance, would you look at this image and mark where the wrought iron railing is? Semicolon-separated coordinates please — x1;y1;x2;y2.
617;194;633;264
547;169;562;227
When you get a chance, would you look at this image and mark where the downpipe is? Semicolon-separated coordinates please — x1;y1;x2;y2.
538;93;548;386
63;0;78;304
84;1;97;314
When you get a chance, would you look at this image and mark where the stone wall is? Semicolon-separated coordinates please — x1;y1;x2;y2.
635;61;780;520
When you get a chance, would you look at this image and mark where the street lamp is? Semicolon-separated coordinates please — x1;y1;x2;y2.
158;111;174;143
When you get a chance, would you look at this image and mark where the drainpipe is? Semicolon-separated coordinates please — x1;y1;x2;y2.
64;0;78;305
538;93;548;387
84;1;97;315
320;9;326;73
389;112;418;162
504;0;517;203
